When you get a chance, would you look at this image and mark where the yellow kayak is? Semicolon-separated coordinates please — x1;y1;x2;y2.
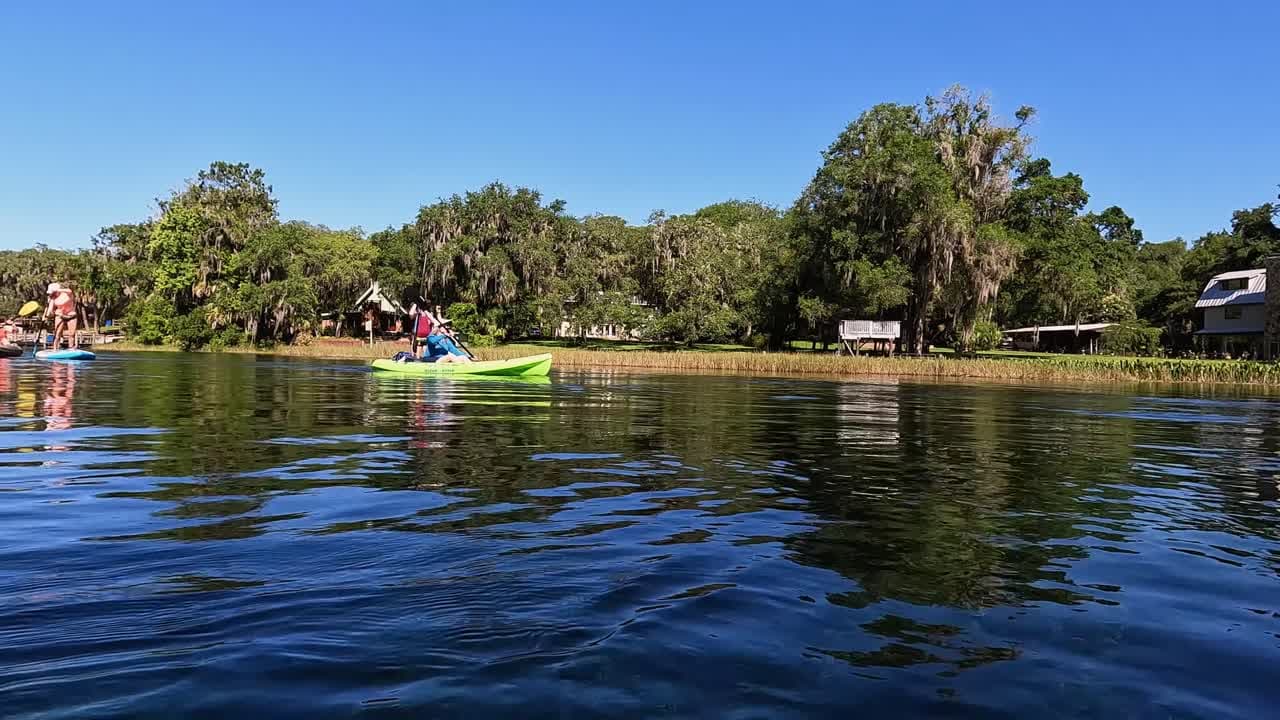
370;353;551;377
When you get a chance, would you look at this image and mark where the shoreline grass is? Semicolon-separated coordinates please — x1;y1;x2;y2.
98;339;1280;387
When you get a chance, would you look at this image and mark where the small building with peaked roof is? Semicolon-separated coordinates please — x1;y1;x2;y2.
353;281;407;316
321;281;408;339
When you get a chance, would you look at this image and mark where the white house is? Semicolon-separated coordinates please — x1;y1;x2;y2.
1194;268;1266;357
553;293;651;341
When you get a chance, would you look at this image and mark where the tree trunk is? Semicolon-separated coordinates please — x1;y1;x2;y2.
902;297;928;355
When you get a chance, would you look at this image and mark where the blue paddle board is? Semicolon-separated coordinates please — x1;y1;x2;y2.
35;349;96;361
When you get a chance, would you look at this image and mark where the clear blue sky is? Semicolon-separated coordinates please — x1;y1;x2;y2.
1;0;1276;250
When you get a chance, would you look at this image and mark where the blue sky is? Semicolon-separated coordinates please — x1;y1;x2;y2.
1;0;1276;250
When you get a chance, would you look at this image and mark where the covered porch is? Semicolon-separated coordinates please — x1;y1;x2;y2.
1002;323;1115;354
1192;329;1264;360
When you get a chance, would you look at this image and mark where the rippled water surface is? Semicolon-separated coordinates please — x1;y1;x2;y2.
2;352;1279;718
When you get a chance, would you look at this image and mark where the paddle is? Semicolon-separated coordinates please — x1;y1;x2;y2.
427;305;475;361
18;301;40;317
448;327;477;360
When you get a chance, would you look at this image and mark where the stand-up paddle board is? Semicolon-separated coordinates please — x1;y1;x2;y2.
35;349;96;361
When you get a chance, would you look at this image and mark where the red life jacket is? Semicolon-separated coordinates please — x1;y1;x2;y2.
413;313;433;339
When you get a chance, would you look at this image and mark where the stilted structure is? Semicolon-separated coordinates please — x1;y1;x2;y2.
838;320;900;355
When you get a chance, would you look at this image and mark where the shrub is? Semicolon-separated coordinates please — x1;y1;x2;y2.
207;327;244;350
1100;321;1162;356
169;309;212;351
969;320;1002;352
126;296;176;345
446;302;500;345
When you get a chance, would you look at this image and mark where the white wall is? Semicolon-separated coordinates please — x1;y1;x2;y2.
1203;304;1266;333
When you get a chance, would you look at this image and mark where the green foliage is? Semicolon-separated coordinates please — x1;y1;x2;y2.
793;86;1032;353
207;326;244;350
1181;203;1280;285
968;320;1003;352
126;296;177;345
1100;321;1163;356
1133;240;1192;331
416;183;563;311
13;124;1276;359
370;227;418;304
998;160;1142;331
0;245;81;315
646;213;761;344
147;205;205;307
446;302;501;346
170;309;213;351
1098;293;1137;323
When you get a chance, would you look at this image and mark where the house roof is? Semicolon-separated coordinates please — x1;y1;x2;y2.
352;281;406;314
1003;323;1114;334
1195;268;1266;308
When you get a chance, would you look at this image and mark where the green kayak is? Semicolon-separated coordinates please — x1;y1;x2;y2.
371;353;552;377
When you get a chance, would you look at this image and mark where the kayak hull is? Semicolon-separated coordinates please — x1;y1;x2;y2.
0;344;21;358
371;353;551;377
35;349;96;361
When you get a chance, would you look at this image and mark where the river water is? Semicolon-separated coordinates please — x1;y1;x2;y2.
1;352;1278;718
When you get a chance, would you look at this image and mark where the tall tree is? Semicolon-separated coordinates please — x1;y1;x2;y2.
552;214;649;340
159;162;278;302
923;87;1032;350
414;183;563;330
794;87;1032;353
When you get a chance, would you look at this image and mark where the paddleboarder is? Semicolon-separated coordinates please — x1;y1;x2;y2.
43;283;79;350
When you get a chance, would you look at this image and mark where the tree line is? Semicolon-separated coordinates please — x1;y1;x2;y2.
3;85;1277;354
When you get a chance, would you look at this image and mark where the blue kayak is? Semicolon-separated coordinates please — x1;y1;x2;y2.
35;349;96;361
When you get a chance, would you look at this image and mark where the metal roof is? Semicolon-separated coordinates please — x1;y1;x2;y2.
1004;323;1114;334
1195;268;1266;308
352;281;407;314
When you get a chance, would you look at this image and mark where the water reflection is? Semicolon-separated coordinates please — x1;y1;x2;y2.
0;354;1278;718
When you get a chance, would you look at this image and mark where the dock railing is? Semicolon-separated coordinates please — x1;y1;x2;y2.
838;320;900;355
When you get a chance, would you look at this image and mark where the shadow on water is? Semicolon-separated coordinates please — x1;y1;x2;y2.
0;351;1278;718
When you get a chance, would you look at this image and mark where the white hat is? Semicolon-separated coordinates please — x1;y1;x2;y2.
46;282;62;295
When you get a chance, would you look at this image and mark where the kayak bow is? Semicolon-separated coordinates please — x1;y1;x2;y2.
371;353;551;377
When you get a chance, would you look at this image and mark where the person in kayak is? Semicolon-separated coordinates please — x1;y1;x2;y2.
0;317;20;353
43;282;79;350
408;304;470;363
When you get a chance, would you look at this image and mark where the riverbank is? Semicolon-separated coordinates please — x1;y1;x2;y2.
98;340;1280;386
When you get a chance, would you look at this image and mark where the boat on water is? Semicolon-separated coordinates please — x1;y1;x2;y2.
0;344;21;358
371;372;551;386
35;349;96;361
371;353;551;377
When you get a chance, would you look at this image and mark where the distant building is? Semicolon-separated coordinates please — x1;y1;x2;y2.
553;293;651;341
320;281;407;340
1002;323;1115;353
1194;268;1267;357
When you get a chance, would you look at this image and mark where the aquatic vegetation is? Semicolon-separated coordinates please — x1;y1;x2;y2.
105;341;1280;386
